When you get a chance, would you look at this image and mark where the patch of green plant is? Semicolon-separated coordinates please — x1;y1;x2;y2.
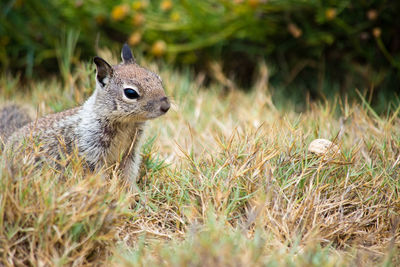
1;0;399;108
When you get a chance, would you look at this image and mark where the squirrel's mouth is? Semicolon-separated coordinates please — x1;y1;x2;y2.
145;110;169;120
122;109;168;122
140;98;170;120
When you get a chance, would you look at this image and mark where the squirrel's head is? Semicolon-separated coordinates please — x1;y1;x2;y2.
93;44;170;122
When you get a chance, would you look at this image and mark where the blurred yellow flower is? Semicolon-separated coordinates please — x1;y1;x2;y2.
161;0;173;11
132;2;141;11
248;0;260;8
132;13;145;26
132;1;146;11
372;27;381;38
288;23;302;38
367;9;378;21
170;11;180;22
128;31;142;46
151;40;167;57
325;8;337;20
111;4;129;21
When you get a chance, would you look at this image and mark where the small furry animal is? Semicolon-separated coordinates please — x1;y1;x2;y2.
1;44;170;184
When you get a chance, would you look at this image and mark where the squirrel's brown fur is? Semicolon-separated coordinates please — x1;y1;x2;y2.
0;104;32;144
1;44;170;185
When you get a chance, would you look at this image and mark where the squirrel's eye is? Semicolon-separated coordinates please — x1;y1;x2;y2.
124;88;140;99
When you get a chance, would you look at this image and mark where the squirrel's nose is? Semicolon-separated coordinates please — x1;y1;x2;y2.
160;97;170;113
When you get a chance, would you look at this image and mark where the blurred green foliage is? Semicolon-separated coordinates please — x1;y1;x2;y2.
1;0;399;103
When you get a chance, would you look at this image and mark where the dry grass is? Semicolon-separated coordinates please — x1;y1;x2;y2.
0;56;399;266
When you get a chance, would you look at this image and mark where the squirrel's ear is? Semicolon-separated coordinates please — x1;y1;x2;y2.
121;43;136;64
93;56;113;87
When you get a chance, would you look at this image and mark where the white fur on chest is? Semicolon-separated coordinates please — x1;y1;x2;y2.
74;94;145;169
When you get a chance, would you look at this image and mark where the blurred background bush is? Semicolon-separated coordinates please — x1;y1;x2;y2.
1;0;399;109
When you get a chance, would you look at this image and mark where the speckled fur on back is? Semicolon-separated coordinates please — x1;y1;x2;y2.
0;104;32;144
3;44;170;185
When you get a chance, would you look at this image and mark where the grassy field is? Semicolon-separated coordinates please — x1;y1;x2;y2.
0;51;399;266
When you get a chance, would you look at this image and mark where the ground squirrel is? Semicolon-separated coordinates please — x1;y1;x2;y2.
0;44;170;184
